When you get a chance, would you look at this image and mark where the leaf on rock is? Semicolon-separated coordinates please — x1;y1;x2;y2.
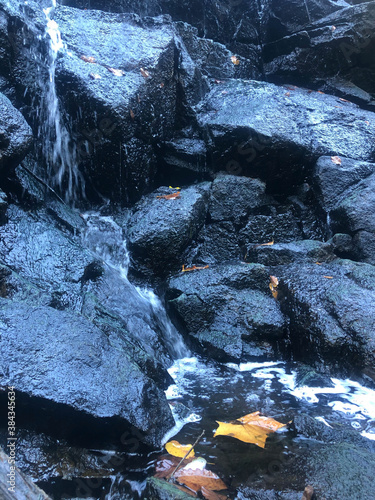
169;186;181;190
89;73;101;80
140;67;150;78
154;455;193;479
107;67;124;76
81;55;96;63
201;486;228;500
182;264;209;272
214;411;288;448
269;275;279;299
323;276;333;279
175;468;227;492
258;240;274;247
129;109;135;120
165;440;195;459
339;97;350;103
156;192;181;200
331;156;342;165
331;25;336;32
285;92;290;97
230;55;240;65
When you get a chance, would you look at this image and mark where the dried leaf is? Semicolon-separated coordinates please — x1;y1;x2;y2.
230;55;240;65
89;73;101;80
129;109;135;120
175;484;197;497
317;91;325;94
254;240;274;248
140;67;150;78
331;25;336;32
331;156;342;165
365;120;370;125
154;455;193;479
160;82;165;88
285;92;290;97
302;485;314;500
182;264;209;272
169;186;181;190
81;55;96;63
165;440;195;459
175;468;227;492
214;411;288;448
315;262;322;265
201;486;228;500
107;67;124;76
339;97;350;103
270;275;279;288
323;276;334;279
156;192;181;200
214;80;223;84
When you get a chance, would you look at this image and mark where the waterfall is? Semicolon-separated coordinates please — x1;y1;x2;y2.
41;0;84;202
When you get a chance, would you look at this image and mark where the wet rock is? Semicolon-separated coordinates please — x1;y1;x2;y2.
313;156;375;263
235;488;301;500
127;183;210;277
0;298;174;447
263;2;375;93
209;174;269;225
0;448;51;500
239;211;303;246
163;137;207;175
0;188;7;224
146;476;195;500
167;263;288;361
279;258;375;380
0;92;33;173
196;80;375;194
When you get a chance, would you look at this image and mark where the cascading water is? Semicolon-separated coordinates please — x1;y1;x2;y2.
41;0;84;202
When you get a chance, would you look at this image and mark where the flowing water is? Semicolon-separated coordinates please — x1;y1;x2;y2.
41;0;84;202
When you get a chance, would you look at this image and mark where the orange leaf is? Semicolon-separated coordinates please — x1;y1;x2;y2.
154;455;193;479
317;90;325;94
140;67;150;78
182;265;209;272
214;411;288;448
323;276;334;279
331;156;342;165
176;468;227;492
254;240;274;248
285;92;290;97
201;487;228;500
269;275;279;288
339;97;351;103
230;55;240;65
156;192;181;200
81;55;96;63
130;109;135;120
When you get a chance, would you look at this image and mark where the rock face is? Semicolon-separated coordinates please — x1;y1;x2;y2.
0;298;174;446
195;80;375;193
167;263;288;361
0;92;33;172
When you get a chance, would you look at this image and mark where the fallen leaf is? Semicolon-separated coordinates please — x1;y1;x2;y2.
269;275;279;288
254;240;274;248
154;455;193;479
140;67;150;78
107;67;124;76
365;120;370;125
201;486;228;500
156;192;181;200
160;82;165;88
214;411;288;448
331;156;342;165
169;186;181;190
214;79;223;84
302;485;314;500
231;55;240;65
285;92;291;97
323;276;334;279
81;55;96;63
129;109;135;120
175;468;227;492
182;264;209;272
181;458;207;471
331;26;336;32
89;73;101;80
165;440;195;459
286;85;297;90
316;262;322;265
175;484;197;497
339;97;350;103
317;90;325;94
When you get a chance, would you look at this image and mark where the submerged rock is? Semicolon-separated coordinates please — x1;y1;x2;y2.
167;263;288;361
0;298;174;447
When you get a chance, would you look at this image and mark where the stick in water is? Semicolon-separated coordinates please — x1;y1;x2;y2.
169;430;205;481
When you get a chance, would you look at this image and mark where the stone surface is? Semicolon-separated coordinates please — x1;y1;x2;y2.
167;263;288;361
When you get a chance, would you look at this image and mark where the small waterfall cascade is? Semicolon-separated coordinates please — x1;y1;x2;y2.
81;212;189;360
41;0;84;202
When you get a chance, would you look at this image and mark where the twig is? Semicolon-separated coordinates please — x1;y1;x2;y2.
19;163;67;206
169;430;205;481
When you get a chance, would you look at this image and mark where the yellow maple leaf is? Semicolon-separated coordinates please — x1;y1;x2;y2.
165;440;195;459
214;411;288;448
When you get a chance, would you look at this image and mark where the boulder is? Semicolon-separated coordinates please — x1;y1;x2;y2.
279;258;375;381
0;92;33;173
127;183;210;277
0;298;174;446
167;263;288;361
195;80;375;195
